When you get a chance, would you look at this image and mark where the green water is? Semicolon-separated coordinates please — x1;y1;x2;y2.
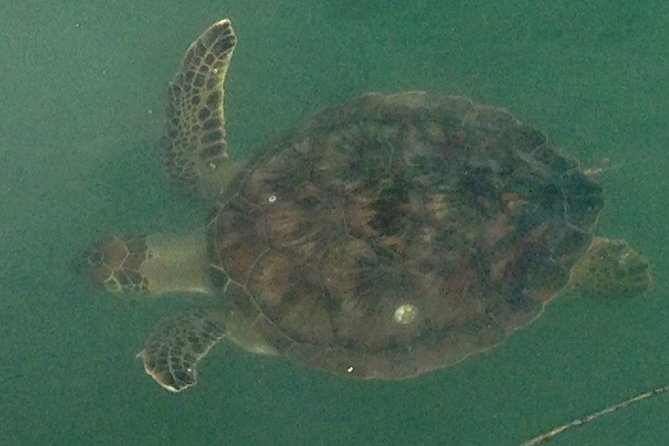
1;1;668;445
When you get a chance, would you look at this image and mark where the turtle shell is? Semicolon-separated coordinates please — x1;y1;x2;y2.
207;91;603;379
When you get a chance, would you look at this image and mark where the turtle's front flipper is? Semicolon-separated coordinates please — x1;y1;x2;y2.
569;237;652;298
164;19;239;199
137;309;226;392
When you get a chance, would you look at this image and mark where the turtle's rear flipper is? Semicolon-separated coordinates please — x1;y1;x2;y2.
569;237;652;298
164;18;239;199
137;309;226;392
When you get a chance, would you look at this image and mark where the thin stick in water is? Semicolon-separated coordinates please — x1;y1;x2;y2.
520;384;669;445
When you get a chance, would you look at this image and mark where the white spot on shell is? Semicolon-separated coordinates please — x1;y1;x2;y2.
393;304;419;325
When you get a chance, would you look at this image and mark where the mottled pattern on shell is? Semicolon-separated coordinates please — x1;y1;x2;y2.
207;92;603;379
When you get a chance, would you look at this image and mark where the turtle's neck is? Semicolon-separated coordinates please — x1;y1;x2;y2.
140;228;213;296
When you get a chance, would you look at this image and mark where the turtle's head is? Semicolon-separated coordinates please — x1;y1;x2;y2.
80;236;152;294
80;230;213;296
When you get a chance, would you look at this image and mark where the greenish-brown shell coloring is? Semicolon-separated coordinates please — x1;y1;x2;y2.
207;92;604;379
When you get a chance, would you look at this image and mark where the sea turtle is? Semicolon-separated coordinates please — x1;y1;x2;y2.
82;18;651;392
